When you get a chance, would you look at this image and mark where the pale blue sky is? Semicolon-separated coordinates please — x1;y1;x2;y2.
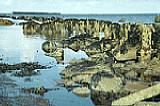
0;0;159;14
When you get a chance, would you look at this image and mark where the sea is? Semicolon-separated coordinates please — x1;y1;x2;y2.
62;13;159;23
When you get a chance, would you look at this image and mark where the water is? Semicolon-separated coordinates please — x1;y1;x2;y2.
0;25;93;106
5;13;158;23
62;13;158;23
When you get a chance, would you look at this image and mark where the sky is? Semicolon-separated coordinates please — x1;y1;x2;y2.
0;0;160;14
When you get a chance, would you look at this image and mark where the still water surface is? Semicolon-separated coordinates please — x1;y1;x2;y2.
0;25;93;106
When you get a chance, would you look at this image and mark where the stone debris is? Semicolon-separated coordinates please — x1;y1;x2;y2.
1;15;160;105
112;83;160;106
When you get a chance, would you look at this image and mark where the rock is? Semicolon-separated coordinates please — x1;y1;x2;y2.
155;16;160;23
124;81;150;92
22;86;52;95
72;87;90;97
0;18;14;26
42;41;57;53
0;62;47;73
125;70;138;78
13;69;40;77
134;102;160;106
118;18;126;23
112;83;160;106
91;89;129;106
61;64;112;88
91;72;124;93
114;48;137;61
112;63;125;68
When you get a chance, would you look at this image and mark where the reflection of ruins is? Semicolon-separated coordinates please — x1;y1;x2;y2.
42;40;64;63
22;18;160;63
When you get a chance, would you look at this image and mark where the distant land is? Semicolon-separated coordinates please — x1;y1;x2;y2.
0;11;160;15
0;11;159;19
0;11;61;17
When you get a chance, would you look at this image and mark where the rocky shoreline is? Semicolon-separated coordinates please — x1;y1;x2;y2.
1;15;160;105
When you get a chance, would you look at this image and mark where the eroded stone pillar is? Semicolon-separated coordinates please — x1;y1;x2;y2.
140;24;154;62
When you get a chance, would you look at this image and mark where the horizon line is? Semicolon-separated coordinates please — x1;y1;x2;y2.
0;11;160;15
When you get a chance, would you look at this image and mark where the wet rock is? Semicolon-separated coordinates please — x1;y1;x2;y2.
22;86;52;95
0;95;52;106
24;77;32;82
155;16;160;23
42;41;57;53
134;102;160;106
60;58;113;90
72;87;90;97
118;18;126;23
114;47;137;62
91;89;129;106
13;69;40;77
0;18;14;26
0;62;48;74
112;83;160;106
91;72;125;93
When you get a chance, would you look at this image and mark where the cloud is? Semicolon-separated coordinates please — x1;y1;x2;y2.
5;0;12;6
0;0;160;13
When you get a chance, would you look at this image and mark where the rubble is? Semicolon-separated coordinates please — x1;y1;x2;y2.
11;16;160;105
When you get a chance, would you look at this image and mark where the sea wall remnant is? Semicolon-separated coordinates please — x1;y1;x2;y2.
19;16;160;105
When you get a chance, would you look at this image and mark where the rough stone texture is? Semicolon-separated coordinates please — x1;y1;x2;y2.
0;18;14;25
91;72;124;93
112;83;160;106
72;87;90;97
134;102;160;106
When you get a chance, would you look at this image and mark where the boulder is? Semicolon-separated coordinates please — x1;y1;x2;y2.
72;87;90;97
91;72;124;93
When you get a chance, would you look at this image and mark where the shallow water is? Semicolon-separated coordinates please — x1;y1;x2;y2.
0;25;94;106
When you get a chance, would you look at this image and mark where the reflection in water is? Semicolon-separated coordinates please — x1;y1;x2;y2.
20;38;36;62
41;40;88;64
42;40;64;64
0;25;93;106
42;40;57;53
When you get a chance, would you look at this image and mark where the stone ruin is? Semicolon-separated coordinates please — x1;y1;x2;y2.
22;17;160;63
20;16;160;105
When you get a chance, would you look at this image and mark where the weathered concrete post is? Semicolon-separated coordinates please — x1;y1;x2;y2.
111;24;116;40
124;23;131;41
79;21;85;35
93;21;100;38
104;24;111;39
140;24;154;62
